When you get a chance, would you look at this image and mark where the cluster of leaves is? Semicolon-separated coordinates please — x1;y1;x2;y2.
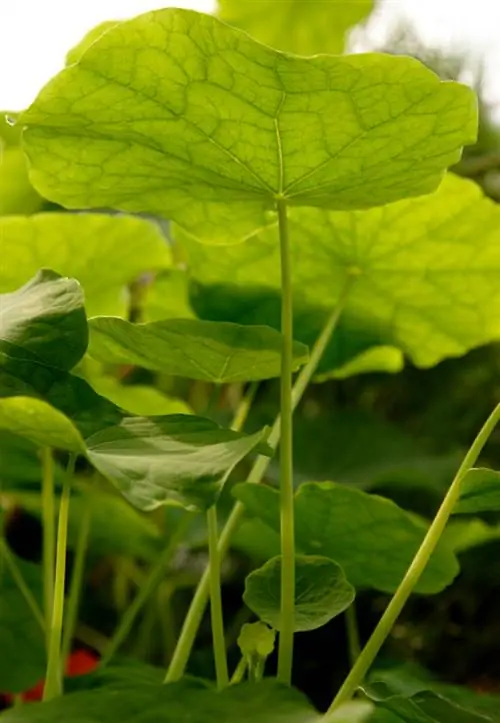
2;1;500;722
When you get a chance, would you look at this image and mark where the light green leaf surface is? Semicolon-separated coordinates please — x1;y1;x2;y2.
182;174;500;368
0;396;86;453
323;346;404;381
86;415;271;511
442;519;500;555
66;20;120;65
0;213;171;317
234;482;458;594
244;554;355;631
0;547;46;693
143;269;196;323
88;317;309;382
238;621;276;659
0;679;323;722
218;0;374;55
0;114;43;215
0;269;88;371
455;467;500;514
88;375;192;416
21;9;476;243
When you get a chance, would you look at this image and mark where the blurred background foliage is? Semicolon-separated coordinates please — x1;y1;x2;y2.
3;0;500;711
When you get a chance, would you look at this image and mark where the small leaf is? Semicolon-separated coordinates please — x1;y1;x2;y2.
237;622;276;659
88;317;309;382
0;679;323;722
21;9;476;243
244;555;355;631
234;482;458;594
0;546;46;693
85;415;271;511
0;269;88;371
0;396;86;453
455;467;500;514
218;0;374;55
0;214;171;317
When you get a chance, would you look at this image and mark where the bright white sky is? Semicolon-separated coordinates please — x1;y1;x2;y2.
1;0;500;112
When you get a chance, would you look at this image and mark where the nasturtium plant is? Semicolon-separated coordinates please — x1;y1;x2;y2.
217;0;374;56
0;214;171;317
0;114;42;216
88;317;309;383
20;9;476;243
455;467;500;513
234;482;458;593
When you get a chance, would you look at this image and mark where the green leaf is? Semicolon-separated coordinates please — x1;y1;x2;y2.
88;317;309;382
0;269;88;371
0;214;171;317
0;547;46;693
143;269;196;323
0;114;43;215
234;482;458;594
244;554;355;631
0;679;323;722
322;346;404;381
20;9;476;243
66;20;120;65
86;375;192;417
455;467;500;514
86;415;271;511
0;431;55;489
0;396;86;453
442;519;500;555
238;622;276;659
181;173;500;369
218;0;374;55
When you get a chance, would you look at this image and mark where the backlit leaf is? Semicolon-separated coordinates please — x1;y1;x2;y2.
142;269;196;323
181;174;500;368
0;114;42;215
88;317;309;382
455;467;500;514
244;554;355;631
218;0;374;55
86;415;271;511
21;9;476;243
66;20;120;65
0;214;171;317
234;482;458;594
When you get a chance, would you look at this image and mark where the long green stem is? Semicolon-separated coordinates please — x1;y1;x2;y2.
276;198;295;684
61;495;91;663
43;454;76;702
1;540;45;631
41;447;55;646
165;275;354;683
328;402;500;713
207;505;229;689
101;514;192;665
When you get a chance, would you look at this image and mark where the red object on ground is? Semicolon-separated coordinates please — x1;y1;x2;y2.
2;649;99;704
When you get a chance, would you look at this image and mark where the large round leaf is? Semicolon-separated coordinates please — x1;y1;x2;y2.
180;174;500;368
0;214;171;317
218;0;373;56
20;10;476;243
88;317;308;382
244;554;355;631
234;481;458;594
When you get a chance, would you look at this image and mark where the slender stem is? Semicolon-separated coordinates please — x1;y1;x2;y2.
207;505;229;689
61;495;91;663
345;604;361;669
43;454;76;702
276;198;295;684
328;402;500;712
101;514;192;665
41;447;55;646
230;656;247;685
165;277;354;683
1;540;45;631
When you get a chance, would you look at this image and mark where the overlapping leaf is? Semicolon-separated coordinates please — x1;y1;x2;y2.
218;0;374;55
234;482;458;594
20;9;476;243
455;468;500;514
0;397;86;453
0;214;171;317
88;317;309;382
0;114;42;215
181;174;500;368
244;555;355;631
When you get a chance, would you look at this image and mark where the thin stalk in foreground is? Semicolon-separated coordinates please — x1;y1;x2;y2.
1;540;45;631
345;603;361;669
43;454;76;702
41;447;55;645
61;496;91;663
276;197;295;685
207;505;229;689
101;514;193;665
165;274;355;683
328;402;500;713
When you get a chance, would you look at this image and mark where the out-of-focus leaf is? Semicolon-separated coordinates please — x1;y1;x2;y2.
143;270;195;323
455;467;500;514
0;397;86;453
0;114;43;215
